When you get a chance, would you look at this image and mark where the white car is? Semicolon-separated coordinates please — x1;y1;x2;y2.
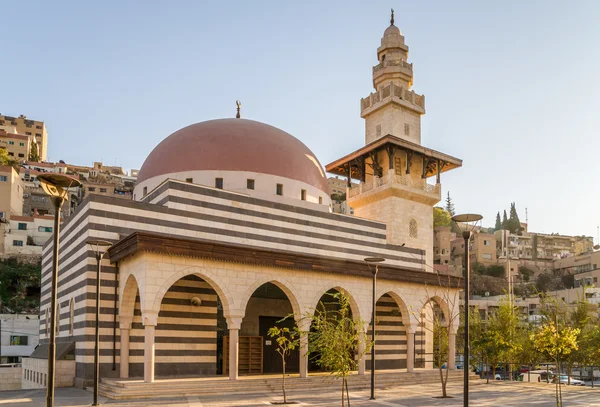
554;375;585;386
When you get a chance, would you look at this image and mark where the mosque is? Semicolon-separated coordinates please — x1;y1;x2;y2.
29;13;463;390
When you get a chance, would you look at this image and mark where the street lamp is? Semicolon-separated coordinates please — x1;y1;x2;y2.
37;173;81;407
87;239;113;406
451;213;482;407
364;257;385;400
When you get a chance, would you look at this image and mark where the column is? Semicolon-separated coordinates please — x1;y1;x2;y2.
119;318;132;379
142;312;158;383
227;317;243;381
406;328;415;373
297;319;310;378
448;330;456;370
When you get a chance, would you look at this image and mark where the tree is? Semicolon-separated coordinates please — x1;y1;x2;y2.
268;325;300;404
433;207;451;228
445;192;455;217
302;292;371;407
508;203;522;234
494;212;502;231
28;142;40;162
519;266;534;282
411;275;461;398
515;322;542;382
502;210;509;230
483;298;520;381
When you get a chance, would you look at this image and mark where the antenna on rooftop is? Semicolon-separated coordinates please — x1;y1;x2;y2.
525;207;528;226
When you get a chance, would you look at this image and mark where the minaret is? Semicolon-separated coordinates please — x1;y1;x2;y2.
361;10;425;145
325;13;462;273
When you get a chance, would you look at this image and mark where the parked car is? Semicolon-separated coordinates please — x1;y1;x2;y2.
553;375;585;386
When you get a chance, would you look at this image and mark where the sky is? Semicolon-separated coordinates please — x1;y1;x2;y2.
3;1;600;239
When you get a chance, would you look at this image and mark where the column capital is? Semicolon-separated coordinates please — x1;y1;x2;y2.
142;311;158;326
226;316;244;330
119;316;133;330
295;316;311;332
405;326;416;334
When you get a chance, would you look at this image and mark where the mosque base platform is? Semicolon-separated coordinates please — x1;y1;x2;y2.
99;369;478;400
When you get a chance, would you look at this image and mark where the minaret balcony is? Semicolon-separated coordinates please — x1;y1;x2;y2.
347;171;440;206
372;59;413;75
361;82;425;117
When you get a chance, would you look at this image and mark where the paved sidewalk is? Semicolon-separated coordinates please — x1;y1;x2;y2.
1;382;600;406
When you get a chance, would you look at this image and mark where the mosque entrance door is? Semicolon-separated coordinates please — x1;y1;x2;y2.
259;316;299;374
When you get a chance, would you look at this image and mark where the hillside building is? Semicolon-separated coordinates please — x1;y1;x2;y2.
0;114;48;161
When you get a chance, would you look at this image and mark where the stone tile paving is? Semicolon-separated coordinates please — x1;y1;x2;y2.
1;382;600;407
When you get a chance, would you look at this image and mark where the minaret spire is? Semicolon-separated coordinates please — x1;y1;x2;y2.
390;8;394;26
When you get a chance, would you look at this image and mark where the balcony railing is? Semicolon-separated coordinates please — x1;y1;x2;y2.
348;172;440;198
361;82;425;111
373;59;413;74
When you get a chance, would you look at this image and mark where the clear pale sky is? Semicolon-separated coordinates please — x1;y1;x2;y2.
3;1;599;239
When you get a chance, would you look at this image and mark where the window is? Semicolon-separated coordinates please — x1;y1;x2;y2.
18;223;27;230
0;176;7;182
319;196;323;204
301;189;307;201
215;178;223;189
8;152;13;156
376;125;381;137
18;153;24;158
36;125;42;130
69;299;75;335
35;133;41;137
25;132;31;136
483;253;492;260
276;184;283;196
88;187;96;192
19;142;25;146
10;336;28;346
185;178;193;183
247;179;255;190
143;186;148;196
38;226;52;233
8;141;14;145
13;240;23;247
484;240;490;246
0;212;4;219
99;188;107;193
404;123;410;135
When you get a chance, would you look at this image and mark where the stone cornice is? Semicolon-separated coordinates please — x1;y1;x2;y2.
108;231;461;288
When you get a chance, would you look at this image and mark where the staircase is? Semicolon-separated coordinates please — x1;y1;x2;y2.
99;369;479;400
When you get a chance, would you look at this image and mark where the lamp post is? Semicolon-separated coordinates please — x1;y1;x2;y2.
451;213;482;407
37;174;81;407
87;240;112;406
364;257;385;400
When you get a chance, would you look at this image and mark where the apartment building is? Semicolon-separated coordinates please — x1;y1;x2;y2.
0;166;24;220
434;226;454;265
496;228;593;261
0;114;48;161
327;176;357;215
0;131;30;162
0;314;40;364
3;215;55;255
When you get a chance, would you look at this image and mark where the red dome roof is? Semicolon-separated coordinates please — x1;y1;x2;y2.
137;119;329;193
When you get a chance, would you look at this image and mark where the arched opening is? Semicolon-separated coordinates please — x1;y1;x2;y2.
236;282;299;375
366;293;409;370
419;298;447;370
309;288;356;373
129;274;226;378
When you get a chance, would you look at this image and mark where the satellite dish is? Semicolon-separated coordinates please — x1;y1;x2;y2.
594;245;600;251
485;292;490;297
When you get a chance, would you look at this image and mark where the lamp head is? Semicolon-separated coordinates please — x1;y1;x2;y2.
451;213;483;235
86;239;113;258
37;174;81;201
364;257;385;264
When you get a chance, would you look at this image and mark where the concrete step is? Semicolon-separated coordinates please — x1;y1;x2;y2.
100;370;479;400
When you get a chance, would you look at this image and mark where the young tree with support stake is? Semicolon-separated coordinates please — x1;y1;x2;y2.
298;292;372;407
411;275;461;399
268;326;299;405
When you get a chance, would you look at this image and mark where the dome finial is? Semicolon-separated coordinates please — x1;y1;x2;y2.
235;100;241;118
390;8;395;26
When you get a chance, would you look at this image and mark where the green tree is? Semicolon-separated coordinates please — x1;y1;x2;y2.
268;325;300;404
28;142;40;162
494;212;502;231
502;210;509;229
445;192;455;217
302;292;371;407
433;207;451;228
487;298;520;381
0;257;41;313
508;203;522;234
518;266;534;282
515;322;542;382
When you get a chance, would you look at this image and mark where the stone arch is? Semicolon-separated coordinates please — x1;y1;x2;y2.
151;266;234;317
119;273;141;323
376;290;412;328
422;294;451;326
309;285;364;322
239;277;302;318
